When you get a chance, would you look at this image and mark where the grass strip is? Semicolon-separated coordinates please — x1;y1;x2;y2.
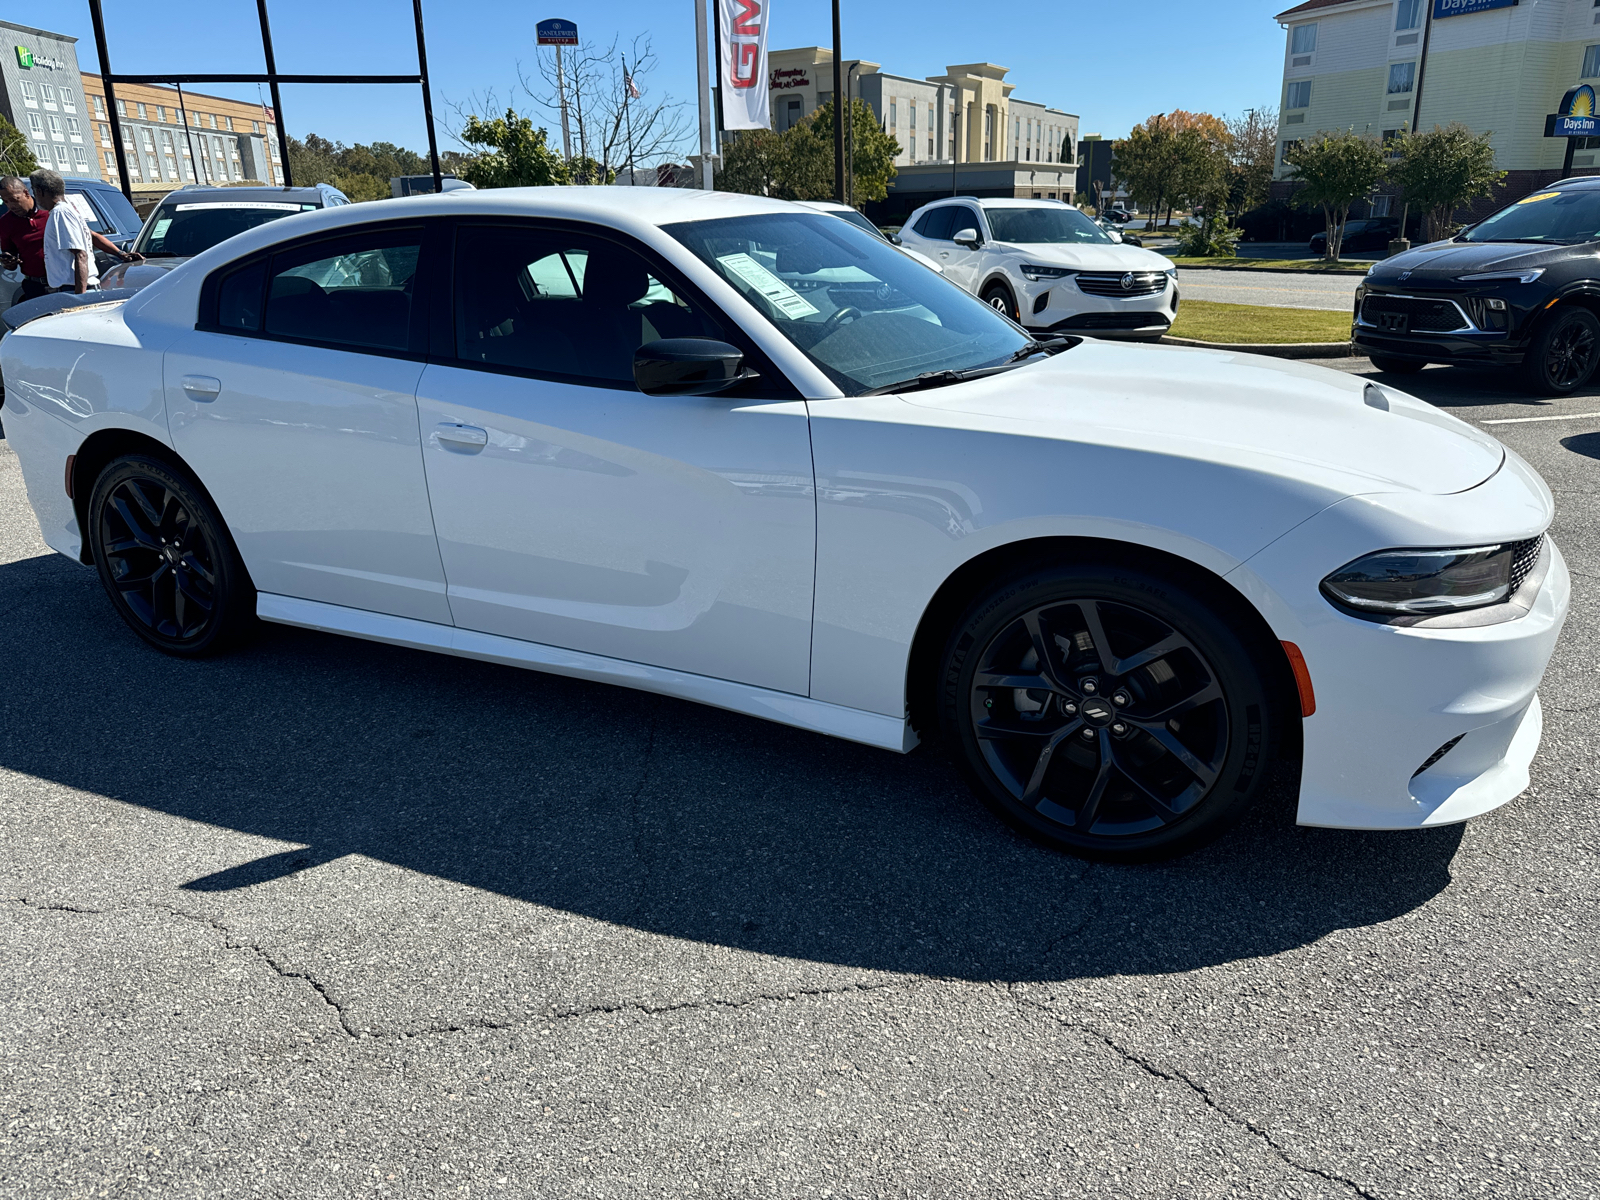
1169;300;1351;345
1170;256;1372;274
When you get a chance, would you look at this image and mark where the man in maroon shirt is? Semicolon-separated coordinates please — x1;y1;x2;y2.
0;175;139;303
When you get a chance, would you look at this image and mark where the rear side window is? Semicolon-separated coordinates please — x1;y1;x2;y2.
216;260;266;330
914;207;955;240
262;227;422;352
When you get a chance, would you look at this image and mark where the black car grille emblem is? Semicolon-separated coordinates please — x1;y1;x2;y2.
1399;269;1412;281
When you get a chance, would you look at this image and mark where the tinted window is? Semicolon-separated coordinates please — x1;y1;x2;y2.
666;212;1029;395
263;228;421;351
950;208;984;238
452;225;722;383
217;260;266;330
136;200;307;258
914;207;956;240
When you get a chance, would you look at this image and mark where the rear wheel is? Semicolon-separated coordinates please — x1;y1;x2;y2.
1522;307;1600;395
1368;354;1425;375
939;563;1278;862
87;454;254;657
981;282;1019;322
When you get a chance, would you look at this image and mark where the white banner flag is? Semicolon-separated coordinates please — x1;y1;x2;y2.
718;0;770;130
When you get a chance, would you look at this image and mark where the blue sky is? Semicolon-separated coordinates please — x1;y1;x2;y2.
50;0;1288;154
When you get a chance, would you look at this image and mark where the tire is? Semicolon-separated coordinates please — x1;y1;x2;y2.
86;454;255;657
938;562;1278;862
1368;354;1425;375
981;282;1019;322
1521;307;1600;395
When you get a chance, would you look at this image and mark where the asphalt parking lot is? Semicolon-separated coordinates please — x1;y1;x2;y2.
1176;268;1362;311
1;359;1596;1198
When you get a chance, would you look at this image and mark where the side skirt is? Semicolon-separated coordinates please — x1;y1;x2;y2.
255;593;918;754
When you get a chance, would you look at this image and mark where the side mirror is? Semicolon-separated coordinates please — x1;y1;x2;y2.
888;232;904;245
634;338;757;397
952;227;982;248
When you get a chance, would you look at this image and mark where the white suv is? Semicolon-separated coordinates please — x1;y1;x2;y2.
897;198;1179;341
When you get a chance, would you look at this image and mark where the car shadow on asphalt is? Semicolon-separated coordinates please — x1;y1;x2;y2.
0;551;1465;984
1364;363;1600;410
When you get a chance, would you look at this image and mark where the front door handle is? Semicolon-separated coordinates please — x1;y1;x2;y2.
434;421;488;448
181;374;221;401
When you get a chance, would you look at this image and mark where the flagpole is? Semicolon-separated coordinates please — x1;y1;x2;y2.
622;55;638;186
695;0;714;190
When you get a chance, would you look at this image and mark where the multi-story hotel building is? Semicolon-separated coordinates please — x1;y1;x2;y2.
762;48;1079;219
1275;0;1600;208
0;19;282;195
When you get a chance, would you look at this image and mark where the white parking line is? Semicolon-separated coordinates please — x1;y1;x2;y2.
1481;411;1600;425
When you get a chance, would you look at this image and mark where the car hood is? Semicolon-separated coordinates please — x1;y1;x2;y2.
896;340;1505;497
989;242;1173;272
97;258;191;291
1366;239;1569;285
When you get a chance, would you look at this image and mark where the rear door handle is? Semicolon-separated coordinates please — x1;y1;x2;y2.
434;421;488;448
180;374;221;401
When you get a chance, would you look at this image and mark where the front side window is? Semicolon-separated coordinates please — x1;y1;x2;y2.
1462;187;1600;245
985;206;1114;245
666;212;1030;395
1584;44;1600;78
1287;80;1313;108
1291;23;1317;54
452;225;721;383
1388;62;1416;93
1396;0;1423;30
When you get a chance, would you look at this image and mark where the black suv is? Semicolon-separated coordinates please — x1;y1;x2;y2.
1354;175;1600;393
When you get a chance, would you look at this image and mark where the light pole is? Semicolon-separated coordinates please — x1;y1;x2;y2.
831;0;845;203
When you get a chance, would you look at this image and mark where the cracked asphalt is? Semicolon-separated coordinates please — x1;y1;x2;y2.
1;358;1597;1198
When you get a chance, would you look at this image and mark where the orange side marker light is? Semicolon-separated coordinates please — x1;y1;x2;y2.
1281;640;1316;717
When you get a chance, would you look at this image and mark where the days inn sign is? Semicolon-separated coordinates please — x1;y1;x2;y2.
1546;84;1599;138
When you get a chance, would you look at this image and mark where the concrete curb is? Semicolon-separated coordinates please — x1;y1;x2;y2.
1159;336;1358;359
1167;262;1373;276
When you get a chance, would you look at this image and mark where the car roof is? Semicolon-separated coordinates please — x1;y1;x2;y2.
920;197;1070;210
153;185;335;206
795;200;853;214
1549;174;1600;190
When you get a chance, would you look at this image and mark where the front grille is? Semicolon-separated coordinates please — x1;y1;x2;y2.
1412;735;1465;778
1508;534;1544;594
1059;312;1170;330
1076;271;1168;298
1360;293;1473;333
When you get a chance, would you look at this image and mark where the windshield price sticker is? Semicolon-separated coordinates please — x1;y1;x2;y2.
716;252;819;318
173;202;304;212
1517;192;1562;206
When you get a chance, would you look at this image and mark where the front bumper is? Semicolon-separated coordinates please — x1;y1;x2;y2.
1020;272;1179;336
1352;283;1529;365
1228;452;1569;830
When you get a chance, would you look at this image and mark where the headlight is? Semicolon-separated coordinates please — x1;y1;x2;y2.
1456;269;1544;284
1020;264;1074;282
1165;266;1178;278
1321;540;1540;615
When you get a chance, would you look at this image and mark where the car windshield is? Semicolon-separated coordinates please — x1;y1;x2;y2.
135;200;314;258
665;212;1033;395
984;207;1114;245
828;208;888;241
1460;188;1600;244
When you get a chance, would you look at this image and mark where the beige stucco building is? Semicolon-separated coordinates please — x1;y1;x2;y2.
761;47;1078;219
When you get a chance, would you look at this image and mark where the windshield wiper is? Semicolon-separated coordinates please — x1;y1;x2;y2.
863;337;1080;396
1468;237;1572;245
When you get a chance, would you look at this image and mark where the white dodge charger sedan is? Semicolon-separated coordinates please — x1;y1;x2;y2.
0;188;1568;861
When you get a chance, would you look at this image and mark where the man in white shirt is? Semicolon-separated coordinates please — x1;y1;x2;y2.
32;169;98;294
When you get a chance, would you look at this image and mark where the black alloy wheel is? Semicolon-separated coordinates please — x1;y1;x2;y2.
981;282;1020;322
1367;354;1425;375
1524;307;1600;395
940;564;1277;862
87;454;254;656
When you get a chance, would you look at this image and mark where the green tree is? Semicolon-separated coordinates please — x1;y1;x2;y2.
1389;122;1505;242
1173;125;1241;256
1284;130;1387;260
0;114;37;179
717;99;898;203
457;108;570;188
286;133;438;200
1225;107;1278;214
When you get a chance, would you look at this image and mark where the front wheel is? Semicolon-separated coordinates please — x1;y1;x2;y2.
981;283;1019;323
939;563;1279;862
87;454;255;656
1522;307;1600;395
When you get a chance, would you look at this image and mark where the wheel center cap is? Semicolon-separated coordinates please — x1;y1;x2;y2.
163;546;180;565
1079;696;1116;727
